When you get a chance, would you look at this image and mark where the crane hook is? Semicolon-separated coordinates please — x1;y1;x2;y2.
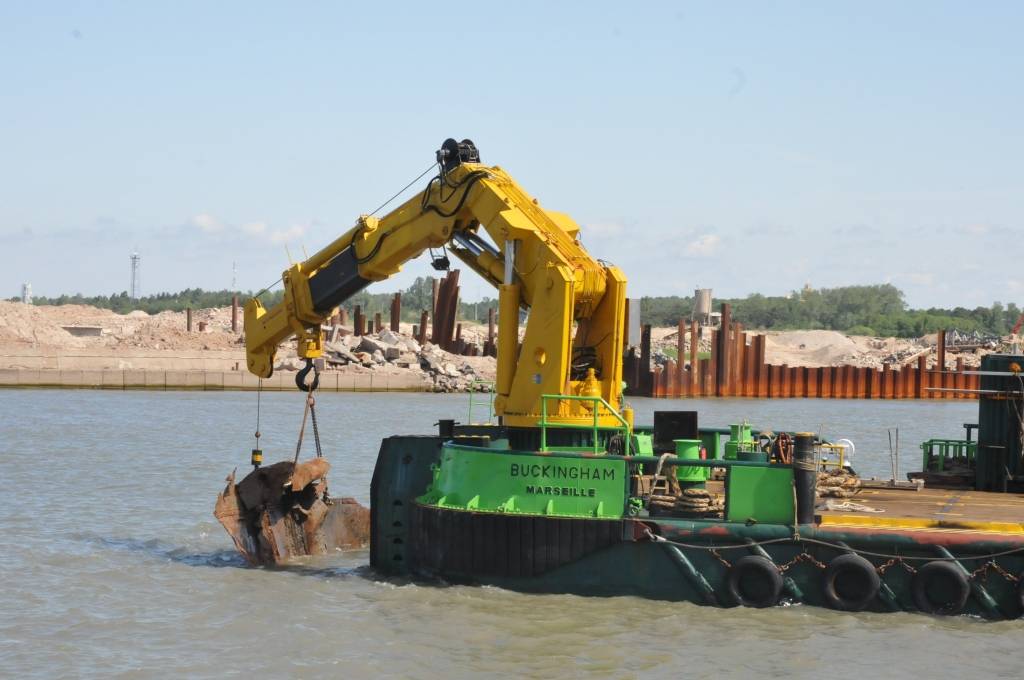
296;358;320;392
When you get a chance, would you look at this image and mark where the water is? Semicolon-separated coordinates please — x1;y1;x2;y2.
1;390;1019;678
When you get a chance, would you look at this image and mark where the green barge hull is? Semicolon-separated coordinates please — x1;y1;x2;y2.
368;355;1024;618
370;433;1024;619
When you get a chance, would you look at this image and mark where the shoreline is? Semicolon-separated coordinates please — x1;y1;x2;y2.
0;367;957;400
0;368;430;392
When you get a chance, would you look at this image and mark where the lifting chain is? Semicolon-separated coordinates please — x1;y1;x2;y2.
309;393;323;459
293;359;324;463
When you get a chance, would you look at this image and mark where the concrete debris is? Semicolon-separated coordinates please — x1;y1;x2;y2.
377;329;402;345
318;328;496;393
356;335;392;357
323;341;360;365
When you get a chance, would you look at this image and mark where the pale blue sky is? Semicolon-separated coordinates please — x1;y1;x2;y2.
2;2;1021;307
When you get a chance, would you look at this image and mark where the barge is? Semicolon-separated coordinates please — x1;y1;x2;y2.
369;355;1024;618
216;139;1023;619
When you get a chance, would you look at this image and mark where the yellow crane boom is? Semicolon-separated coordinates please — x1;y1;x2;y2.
244;138;627;428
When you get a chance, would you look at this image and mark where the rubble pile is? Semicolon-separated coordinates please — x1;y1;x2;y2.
278;327;497;393
650;329;713;368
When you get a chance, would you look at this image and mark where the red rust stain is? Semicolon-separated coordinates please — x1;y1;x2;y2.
697;525;731;536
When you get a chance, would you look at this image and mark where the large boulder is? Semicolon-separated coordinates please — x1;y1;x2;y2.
419;353;443;373
395;352;419;368
359;335;401;360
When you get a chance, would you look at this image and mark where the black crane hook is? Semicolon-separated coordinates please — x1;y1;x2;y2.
296;358;320;392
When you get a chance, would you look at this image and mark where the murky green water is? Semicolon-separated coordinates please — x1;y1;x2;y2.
1;390;1019;678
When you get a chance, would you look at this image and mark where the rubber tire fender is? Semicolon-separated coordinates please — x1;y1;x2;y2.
728;555;783;608
822;554;880;611
912;561;970;615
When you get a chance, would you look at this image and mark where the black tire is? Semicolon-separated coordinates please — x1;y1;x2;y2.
912;561;970;615
728;555;783;608
822;554;880;611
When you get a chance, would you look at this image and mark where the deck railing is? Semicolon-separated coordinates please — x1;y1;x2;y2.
920;438;976;472
538;394;632;456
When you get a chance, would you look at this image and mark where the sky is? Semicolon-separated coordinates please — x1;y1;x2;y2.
1;2;1021;309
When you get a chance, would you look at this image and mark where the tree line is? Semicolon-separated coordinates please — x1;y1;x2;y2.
640;284;1021;338
16;276;496;324
16;281;1020;338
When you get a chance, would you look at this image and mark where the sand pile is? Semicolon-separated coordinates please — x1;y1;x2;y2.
764;330;863;367
762;330;975;369
0;301;241;352
109;309;241;351
0;302;98;347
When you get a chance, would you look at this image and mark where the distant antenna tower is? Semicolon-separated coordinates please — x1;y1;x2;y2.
21;283;32;304
232;261;237;291
130;250;141;300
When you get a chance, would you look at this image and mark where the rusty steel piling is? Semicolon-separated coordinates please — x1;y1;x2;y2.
624;307;976;400
390;293;401;332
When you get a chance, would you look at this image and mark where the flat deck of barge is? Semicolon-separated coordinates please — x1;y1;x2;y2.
820;487;1024;534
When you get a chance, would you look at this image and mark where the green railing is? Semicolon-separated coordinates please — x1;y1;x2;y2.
467;379;495;424
920;438;977;472
538;394;632;456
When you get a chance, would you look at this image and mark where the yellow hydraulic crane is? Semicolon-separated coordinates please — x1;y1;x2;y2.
244;138;627;428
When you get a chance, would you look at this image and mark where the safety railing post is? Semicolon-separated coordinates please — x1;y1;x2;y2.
540;397;549;452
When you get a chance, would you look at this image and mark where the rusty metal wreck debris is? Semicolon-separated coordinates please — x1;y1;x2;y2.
214;458;370;566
